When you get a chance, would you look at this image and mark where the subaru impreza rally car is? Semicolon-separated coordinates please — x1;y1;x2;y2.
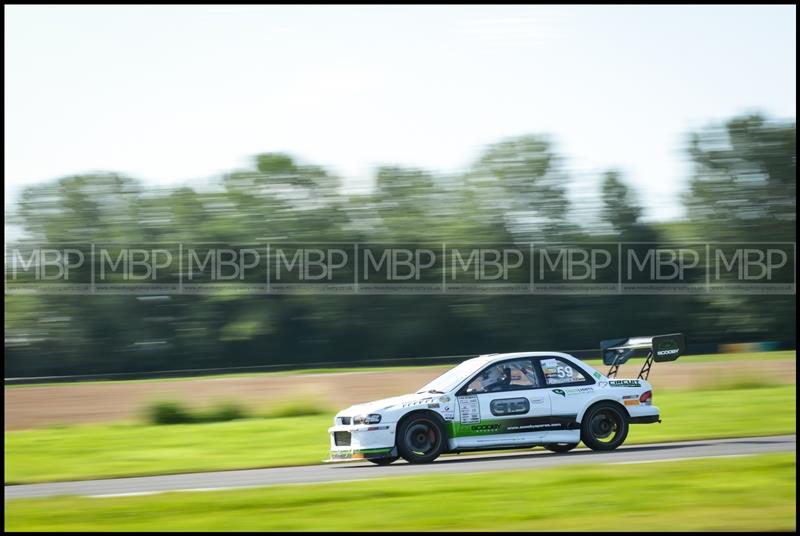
326;333;685;464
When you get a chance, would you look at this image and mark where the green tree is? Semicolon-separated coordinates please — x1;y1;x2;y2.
683;114;796;344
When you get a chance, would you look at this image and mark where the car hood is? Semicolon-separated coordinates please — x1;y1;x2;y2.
338;391;447;418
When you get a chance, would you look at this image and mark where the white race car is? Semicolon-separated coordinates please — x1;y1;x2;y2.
326;333;685;464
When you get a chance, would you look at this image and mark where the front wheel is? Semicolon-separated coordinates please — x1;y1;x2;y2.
368;456;398;466
580;403;629;451
545;442;578;453
396;413;445;464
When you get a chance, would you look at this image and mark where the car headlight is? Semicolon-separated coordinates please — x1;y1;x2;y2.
353;413;382;425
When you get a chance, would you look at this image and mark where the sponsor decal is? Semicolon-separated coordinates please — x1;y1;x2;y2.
593;371;602;379
328;450;355;461
609;379;642;388
530;397;545;405
470;423;501;433
327;447;393;461
427;403;440;409
553;386;594;397
507;423;561;431
622;394;638;399
458;395;481;424
439;404;455;421
598;381;608;388
403;397;435;408
439;396;451;403
624;399;640;406
656;339;680;357
490;397;530;416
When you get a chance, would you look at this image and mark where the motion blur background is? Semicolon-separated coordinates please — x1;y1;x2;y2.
3;5;797;531
4;5;796;379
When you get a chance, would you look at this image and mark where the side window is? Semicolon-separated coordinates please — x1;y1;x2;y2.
540;357;588;386
465;359;540;394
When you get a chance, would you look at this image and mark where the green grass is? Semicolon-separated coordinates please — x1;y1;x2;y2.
4;453;795;531
5;384;795;485
4;414;334;485
624;384;795;445
6;350;795;389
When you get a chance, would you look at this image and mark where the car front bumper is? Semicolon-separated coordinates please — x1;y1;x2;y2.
325;422;398;462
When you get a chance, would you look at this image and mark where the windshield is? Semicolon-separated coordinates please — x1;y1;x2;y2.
417;358;485;394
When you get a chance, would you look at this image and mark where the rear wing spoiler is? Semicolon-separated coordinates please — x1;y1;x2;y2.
600;333;686;379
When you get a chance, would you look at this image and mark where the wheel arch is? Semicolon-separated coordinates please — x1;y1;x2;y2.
577;398;629;424
396;409;449;435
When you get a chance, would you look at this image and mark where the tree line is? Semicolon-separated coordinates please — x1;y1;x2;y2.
4;114;796;377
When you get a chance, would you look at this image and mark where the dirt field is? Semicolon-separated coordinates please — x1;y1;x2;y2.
5;360;796;430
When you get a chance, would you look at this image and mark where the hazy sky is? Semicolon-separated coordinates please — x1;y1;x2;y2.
4;5;796;221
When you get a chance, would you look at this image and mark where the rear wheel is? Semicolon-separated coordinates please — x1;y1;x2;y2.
396;413;445;464
545;442;578;453
580;403;629;451
368;456;398;466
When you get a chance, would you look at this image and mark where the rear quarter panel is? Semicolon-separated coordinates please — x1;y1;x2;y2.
573;378;653;422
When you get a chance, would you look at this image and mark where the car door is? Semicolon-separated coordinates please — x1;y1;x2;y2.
536;356;597;437
451;357;552;449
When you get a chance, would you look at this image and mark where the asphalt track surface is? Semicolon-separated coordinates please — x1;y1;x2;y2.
5;435;794;500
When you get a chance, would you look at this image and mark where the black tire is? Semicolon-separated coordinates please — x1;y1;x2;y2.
545;442;578;453
368;456;398;466
396;413;446;464
580;402;629;451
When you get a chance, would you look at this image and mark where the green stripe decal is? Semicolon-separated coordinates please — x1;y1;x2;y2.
447;415;578;437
